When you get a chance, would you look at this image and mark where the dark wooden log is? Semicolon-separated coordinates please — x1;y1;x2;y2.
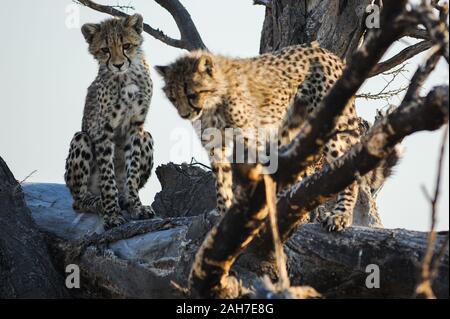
286;224;449;299
0;156;68;298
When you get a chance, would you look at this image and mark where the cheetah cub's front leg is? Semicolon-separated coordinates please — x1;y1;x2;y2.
120;83;155;220
207;145;234;215
65;132;101;214
65;129;126;229
93;125;127;229
124;126;155;220
319;131;360;232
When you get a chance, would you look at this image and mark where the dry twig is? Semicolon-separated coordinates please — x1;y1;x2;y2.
416;124;449;299
75;0;205;50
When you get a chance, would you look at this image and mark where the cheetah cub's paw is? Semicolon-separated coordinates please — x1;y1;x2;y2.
129;205;155;220
319;211;352;232
103;212;127;230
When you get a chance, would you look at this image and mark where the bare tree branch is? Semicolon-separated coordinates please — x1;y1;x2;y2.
370;41;434;77
401;28;431;40
153;0;206;50
416;124;449;299
253;0;272;7
356;86;409;100
76;0;205;51
269;33;448;247
273;86;449;245
430;232;450;283
357;64;409;100
403;47;442;103
414;1;449;62
263;175;291;292
275;1;411;185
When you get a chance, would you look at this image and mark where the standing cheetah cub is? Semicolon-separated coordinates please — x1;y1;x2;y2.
65;14;155;229
156;44;365;232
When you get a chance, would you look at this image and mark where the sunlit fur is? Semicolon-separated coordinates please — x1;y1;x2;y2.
155;44;397;232
82;14;144;73
155;52;230;121
65;14;155;229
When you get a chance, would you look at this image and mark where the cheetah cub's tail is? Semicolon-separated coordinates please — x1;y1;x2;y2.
367;145;403;196
365;105;404;196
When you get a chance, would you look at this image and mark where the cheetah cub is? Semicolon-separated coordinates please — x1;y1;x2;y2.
65;14;154;229
156;44;365;232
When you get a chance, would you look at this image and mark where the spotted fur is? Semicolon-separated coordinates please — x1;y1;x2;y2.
65;14;155;229
156;43;368;231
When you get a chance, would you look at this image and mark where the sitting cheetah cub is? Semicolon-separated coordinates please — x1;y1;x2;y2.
65;14;155;229
156;44;367;232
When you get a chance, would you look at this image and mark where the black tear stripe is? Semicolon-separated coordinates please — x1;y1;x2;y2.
104;37;111;68
183;82;202;113
124;51;132;67
183;82;191;100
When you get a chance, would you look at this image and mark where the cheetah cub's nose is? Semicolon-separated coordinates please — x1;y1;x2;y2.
114;63;124;70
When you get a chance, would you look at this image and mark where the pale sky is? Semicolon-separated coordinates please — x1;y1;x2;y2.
0;0;448;231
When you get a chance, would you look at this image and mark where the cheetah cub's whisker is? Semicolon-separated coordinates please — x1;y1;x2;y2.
156;44;396;232
65;14;155;230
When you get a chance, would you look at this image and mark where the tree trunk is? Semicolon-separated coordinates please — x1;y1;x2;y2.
0;156;68;298
259;0;370;60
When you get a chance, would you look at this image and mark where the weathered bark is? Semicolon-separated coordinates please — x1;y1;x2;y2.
152;163;217;218
153;0;206;50
0;156;68;298
259;0;371;60
259;0;435;75
286;225;449;299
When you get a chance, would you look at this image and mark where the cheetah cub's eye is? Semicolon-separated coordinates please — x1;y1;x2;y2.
187;93;197;101
101;47;110;54
123;43;131;50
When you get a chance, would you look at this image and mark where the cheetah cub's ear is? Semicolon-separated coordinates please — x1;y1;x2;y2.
154;65;169;77
196;55;214;77
125;13;144;34
81;23;99;44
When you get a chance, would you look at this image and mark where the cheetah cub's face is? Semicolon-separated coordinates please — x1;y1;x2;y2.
81;14;144;74
156;52;227;121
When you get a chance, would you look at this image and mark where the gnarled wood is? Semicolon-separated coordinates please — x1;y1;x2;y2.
0;156;68;298
259;0;371;60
